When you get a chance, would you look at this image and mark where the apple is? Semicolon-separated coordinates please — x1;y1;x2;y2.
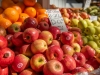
62;73;72;75
23;28;39;43
71;43;81;53
49;40;60;47
71;67;87;74
70;18;79;27
11;54;30;72
0;26;7;36
9;66;18;75
62;12;70;18
81;45;95;59
22;17;38;30
92;20;100;26
60;8;67;14
1;67;8;75
72;52;86;67
0;48;15;67
19;44;33;57
0;35;8;49
61;55;76;73
7;23;21;34
63;17;70;25
60;31;74;45
46;45;63;61
85;19;94;27
40;17;50;25
30;54;47;72
39;31;53;45
12;32;25;47
83;64;94;72
94;26;100;35
37;21;49;31
62;44;74;56
6;34;14;48
19;68;38;75
48;26;61;40
80;12;90;19
82;36;88;45
43;60;64;75
31;39;48;54
95;53;100;64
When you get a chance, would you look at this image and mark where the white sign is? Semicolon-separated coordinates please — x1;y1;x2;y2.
90;16;97;21
84;0;91;9
46;9;68;32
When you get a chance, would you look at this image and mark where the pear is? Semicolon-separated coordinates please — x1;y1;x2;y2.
87;41;98;49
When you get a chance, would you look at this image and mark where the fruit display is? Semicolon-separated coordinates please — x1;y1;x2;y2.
0;0;100;75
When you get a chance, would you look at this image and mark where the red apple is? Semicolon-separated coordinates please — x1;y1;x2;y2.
60;8;67;14
37;21;49;31
23;28;39;43
72;52;86;67
60;31;74;45
81;45;95;59
30;54;47;72
43;60;64;75
61;55;76;73
31;39;48;54
62;13;70;18
63;17;70;25
1;67;8;75
80;12;90;19
12;32;25;47
19;68;38;75
11;54;30;72
83;64;94;72
48;26;61;40
19;44;33;57
22;17;38;30
0;48;15;67
39;31;53;45
62;44;74;56
46;45;63;61
62;73;72;75
49;40;60;47
0;35;7;49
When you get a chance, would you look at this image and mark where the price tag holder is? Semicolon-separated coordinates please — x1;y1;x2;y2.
84;0;91;9
90;16;97;21
46;9;68;32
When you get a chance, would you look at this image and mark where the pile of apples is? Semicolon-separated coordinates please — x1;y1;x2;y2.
0;14;100;75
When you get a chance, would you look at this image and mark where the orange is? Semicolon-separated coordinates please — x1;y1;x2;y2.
0;18;12;29
0;7;4;14
33;2;43;10
3;7;19;23
12;5;22;14
37;14;48;22
17;1;26;12
23;0;36;6
24;7;36;18
37;9;47;16
18;13;29;22
0;14;4;19
1;0;15;9
13;22;22;26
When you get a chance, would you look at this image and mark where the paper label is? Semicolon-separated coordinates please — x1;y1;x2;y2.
90;16;97;21
84;0;91;9
46;9;68;32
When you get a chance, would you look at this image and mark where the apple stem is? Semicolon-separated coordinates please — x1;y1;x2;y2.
3;53;9;58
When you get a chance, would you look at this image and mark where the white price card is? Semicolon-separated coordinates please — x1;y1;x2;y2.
90;16;97;21
84;0;91;9
46;9;68;32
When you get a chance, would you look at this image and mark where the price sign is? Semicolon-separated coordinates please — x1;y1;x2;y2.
90;16;97;21
84;0;91;9
46;9;68;32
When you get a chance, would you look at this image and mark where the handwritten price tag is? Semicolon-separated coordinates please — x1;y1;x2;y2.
84;0;91;9
46;9;68;32
90;16;97;21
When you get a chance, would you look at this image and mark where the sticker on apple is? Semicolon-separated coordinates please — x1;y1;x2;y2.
46;9;68;32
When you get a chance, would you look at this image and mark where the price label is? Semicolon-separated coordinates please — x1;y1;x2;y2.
90;16;97;21
84;0;91;9
46;9;68;32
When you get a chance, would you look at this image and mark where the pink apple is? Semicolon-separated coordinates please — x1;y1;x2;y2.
46;45;63;61
30;54;47;72
1;67;8;75
48;26;61;40
83;64;94;72
61;55;76;73
72;52;86;67
23;28;39;43
60;31;74;45
43;60;64;75
39;31;53;45
12;32;25;47
11;54;30;72
19;44;33;57
49;40;60;47
62;44;74;56
31;39;48;54
0;35;8;49
81;45;95;59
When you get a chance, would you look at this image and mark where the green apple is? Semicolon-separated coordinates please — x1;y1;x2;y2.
92;20;100;26
84;26;96;35
92;35;99;41
95;39;100;47
94;26;100;35
87;41;98;49
70;18;79;27
85;19;94;27
94;47;100;54
86;35;93;41
78;19;88;31
82;36;88;45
